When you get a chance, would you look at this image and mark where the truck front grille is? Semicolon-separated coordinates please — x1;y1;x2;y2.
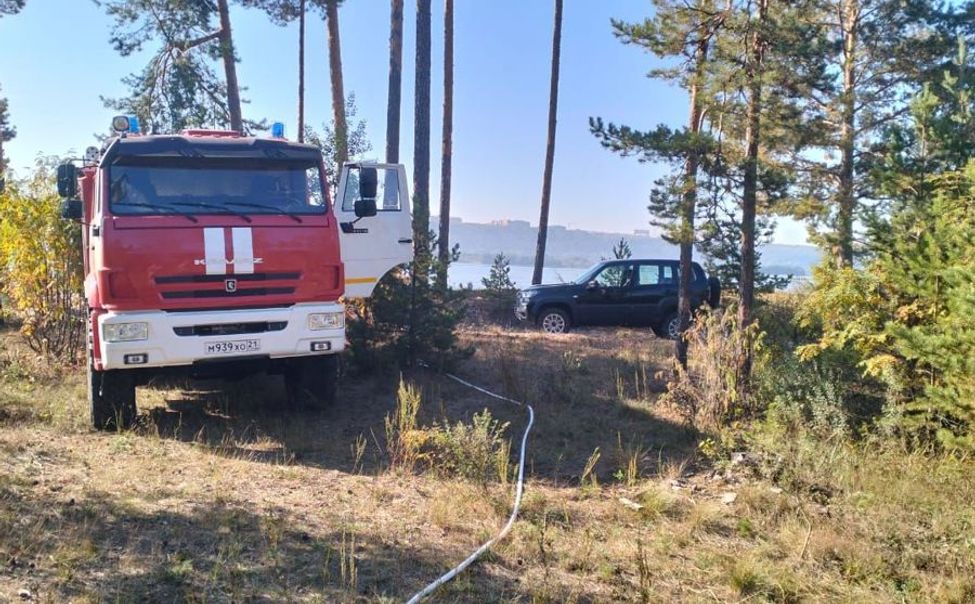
155;272;301;285
155;272;301;300
173;321;287;337
161;287;295;299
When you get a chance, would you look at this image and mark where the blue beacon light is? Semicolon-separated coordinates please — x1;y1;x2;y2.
271;122;286;139
128;116;140;135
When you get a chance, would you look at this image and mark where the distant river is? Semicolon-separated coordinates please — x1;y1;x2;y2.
449;262;586;289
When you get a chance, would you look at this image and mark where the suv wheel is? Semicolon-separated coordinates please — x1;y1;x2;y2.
657;313;681;341
538;308;570;334
286;355;339;410
89;356;137;431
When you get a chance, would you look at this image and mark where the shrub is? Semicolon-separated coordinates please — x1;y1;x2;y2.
429;408;510;485
663;307;763;430
384;380;429;473
0;164;84;360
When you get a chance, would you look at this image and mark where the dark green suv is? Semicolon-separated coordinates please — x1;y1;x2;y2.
515;259;721;338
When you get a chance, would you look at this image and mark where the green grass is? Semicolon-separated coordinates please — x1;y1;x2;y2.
1;325;974;602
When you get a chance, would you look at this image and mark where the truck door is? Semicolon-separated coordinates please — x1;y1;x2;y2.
336;163;414;297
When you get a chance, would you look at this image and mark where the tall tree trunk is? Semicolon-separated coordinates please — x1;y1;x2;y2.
412;0;432;276
216;0;242;133
836;0;858;267
437;0;454;287
325;0;348;167
386;0;404;163
532;0;564;286
297;0;305;142
676;39;709;370
737;0;767;404
407;0;432;364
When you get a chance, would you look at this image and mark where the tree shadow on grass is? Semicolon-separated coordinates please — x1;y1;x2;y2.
0;480;600;603
136;327;699;487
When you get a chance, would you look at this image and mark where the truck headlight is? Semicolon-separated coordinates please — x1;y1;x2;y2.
103;322;149;342
308;312;345;330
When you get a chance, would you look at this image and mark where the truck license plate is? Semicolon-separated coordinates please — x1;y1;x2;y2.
205;339;261;355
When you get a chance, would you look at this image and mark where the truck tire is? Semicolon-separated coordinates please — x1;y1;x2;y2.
89;360;137;431
537;307;571;334
286;354;339;410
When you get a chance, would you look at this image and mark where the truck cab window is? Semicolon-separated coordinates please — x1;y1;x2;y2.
342;166;401;212
108;158;328;216
306;165;325;207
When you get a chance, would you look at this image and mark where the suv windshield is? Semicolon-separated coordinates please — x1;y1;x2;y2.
108;157;327;217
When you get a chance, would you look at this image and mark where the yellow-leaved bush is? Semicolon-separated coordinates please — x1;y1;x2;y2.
0;164;84;360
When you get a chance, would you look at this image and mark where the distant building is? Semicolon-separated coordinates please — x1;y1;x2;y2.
633;229;651;236
490;219;531;228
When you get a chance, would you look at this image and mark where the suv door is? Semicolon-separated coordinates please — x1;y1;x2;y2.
625;262;678;326
336;163;414;297
574;262;635;325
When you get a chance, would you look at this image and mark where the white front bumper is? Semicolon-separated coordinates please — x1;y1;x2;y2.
97;302;345;370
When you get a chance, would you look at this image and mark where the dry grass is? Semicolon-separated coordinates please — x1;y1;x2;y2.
1;326;974;602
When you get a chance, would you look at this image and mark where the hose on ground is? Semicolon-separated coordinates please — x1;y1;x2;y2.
404;365;535;604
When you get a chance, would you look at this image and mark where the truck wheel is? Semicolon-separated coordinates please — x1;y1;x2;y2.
286;355;338;410
538;308;571;334
88;360;137;431
656;313;681;340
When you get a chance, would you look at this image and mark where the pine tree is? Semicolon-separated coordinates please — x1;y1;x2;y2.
302;95;371;199
532;0;563;287
0;86;14;176
591;0;725;368
482;253;515;293
802;55;975;451
385;0;404;163
791;0;952;267
0;1;25;16
437;0;454;288
100;0;252;133
612;238;632;260
324;0;347;166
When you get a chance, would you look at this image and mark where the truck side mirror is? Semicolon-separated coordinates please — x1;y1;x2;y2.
57;164;78;198
60;199;83;221
354;198;377;218
358;167;378;200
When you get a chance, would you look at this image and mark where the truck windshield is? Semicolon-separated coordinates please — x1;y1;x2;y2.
108;157;327;217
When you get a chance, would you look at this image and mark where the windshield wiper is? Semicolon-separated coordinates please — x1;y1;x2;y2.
112;202;199;223
223;201;304;224
168;201;253;223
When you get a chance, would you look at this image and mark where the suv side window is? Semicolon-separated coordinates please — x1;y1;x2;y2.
593;263;634;288
660;264;678;285
637;264;661;286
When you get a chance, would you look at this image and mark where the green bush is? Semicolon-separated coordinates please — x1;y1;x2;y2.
429;409;510;485
0;164;84;360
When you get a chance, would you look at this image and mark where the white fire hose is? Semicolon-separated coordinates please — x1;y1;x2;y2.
405;366;535;604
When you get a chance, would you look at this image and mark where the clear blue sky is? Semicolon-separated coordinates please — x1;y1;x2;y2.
0;0;809;244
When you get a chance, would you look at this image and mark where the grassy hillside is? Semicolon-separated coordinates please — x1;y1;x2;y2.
1;325;973;602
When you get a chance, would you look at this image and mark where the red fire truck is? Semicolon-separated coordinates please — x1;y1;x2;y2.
57;116;412;430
